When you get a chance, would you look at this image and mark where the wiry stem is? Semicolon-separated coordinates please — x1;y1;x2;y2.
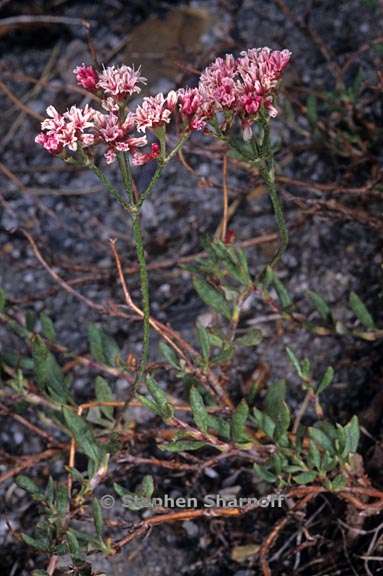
260;122;288;268
117;152;135;205
131;211;150;388
260;161;288;267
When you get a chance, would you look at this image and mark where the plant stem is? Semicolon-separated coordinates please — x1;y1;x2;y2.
117;152;135;205
116;153;151;386
260;162;288;268
260;122;288;268
131;211;150;388
221;154;229;241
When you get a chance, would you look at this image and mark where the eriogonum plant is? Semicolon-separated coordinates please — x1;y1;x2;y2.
3;45;377;575
36;47;291;388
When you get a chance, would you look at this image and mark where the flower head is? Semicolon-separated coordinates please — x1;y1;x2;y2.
73;64;98;91
93;112;147;164
36;104;98;154
199;54;237;110
135;92;177;133
97;65;147;100
237;48;291;92
64;105;96;132
35;132;62;154
177;87;211;131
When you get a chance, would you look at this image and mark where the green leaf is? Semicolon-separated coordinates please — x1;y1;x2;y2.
207;331;224;348
95;376;114;421
253;463;277;483
0;288;6;312
159;440;207;452
265;380;286;415
224;244;251;286
235;328;263;347
306;94;318;124
196;324;210;362
40;313;56;342
101;333;121;367
272;453;287;476
207;414;231;440
32;571;49;576
231;399;249;443
253;408;275;439
22;533;50;551
307;290;331;321
87;324;106;364
264;382;291;442
66;528;100;546
26;310;37;332
308;427;334;453
236;247;252;286
319;421;338;440
146;376;173;420
210;344;234;365
293;471;317;484
66;529;81;557
286;347;303;378
55;483;69;516
159;341;179;369
208;241;244;284
136;394;162;417
272;275;292;308
63;407;101;465
136;475;154;498
8;369;27;393
317;366;334;394
32;336;71;404
16;475;42;495
190;386;209;433
92;498;104;538
263;265;274;289
307;441;321;470
46;476;55;506
113;482;129;498
343;415;360;455
330;474;347;491
192;276;231;320
91;325;114;364
320;451;337;472
349;292;375;330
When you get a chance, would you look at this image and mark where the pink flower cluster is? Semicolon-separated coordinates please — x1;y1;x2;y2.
178;47;291;138
36;63;157;164
35;102;149;164
36;48;290;162
135;91;178;133
73;63;146;108
35;104;96;155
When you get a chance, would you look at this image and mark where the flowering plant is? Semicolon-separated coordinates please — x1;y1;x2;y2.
6;45;376;575
35;47;291;388
0;41;376;576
